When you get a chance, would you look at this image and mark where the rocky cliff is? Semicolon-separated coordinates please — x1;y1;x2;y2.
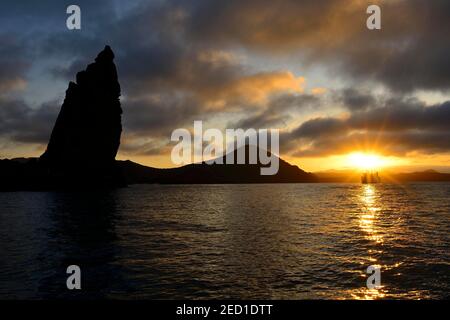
39;46;124;187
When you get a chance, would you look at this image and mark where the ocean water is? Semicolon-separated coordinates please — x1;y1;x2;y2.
0;183;449;299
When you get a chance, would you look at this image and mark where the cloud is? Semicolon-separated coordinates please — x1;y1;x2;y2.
232;111;290;130
311;87;326;95
44;2;306;111
198;71;304;107
336;88;377;112
123;93;203;137
230;93;321;129
0;34;29;94
182;0;450;92
0;97;58;144
285;98;450;157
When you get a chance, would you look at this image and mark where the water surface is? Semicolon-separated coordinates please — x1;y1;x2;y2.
0;183;449;299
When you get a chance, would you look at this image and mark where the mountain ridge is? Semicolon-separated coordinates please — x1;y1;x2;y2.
117;144;318;184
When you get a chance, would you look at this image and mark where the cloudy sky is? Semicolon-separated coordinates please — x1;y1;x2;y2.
1;0;450;172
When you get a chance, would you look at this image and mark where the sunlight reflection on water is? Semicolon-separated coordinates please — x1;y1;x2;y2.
352;185;386;299
360;185;384;244
0;183;449;299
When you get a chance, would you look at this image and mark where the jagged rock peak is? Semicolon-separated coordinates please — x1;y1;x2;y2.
40;45;123;174
96;45;115;62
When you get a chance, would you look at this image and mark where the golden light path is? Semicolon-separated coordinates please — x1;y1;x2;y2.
351;185;386;300
359;185;383;244
351;184;423;299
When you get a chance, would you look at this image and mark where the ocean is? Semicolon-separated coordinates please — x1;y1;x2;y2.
0;183;449;299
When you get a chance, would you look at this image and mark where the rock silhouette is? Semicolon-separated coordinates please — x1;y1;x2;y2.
41;45;122;167
39;45;124;187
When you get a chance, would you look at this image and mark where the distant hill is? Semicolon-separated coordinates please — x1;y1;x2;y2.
315;169;450;183
391;171;450;182
118;146;317;184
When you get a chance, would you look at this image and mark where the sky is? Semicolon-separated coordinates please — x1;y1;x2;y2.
0;0;450;172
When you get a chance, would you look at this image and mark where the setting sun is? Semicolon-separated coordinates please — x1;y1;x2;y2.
347;153;386;170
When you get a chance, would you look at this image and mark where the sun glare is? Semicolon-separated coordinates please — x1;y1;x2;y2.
347;152;386;170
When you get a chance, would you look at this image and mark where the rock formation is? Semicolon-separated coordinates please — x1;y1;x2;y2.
40;45;124;187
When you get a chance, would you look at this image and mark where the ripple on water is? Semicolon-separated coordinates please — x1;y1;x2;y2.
0;183;449;299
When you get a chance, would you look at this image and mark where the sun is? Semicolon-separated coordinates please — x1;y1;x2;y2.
347;152;386;170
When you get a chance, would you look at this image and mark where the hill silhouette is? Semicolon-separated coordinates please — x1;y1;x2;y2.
118;145;318;184
315;169;450;183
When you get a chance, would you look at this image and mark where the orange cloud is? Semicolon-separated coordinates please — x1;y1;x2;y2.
201;71;305;108
311;87;327;95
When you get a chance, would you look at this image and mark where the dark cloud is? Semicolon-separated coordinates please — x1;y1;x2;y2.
41;0;307;138
0;97;58;144
123;93;203;137
337;88;377;112
182;0;450;93
230;93;321;129
0;34;29;93
285;99;450;156
232;111;289;130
